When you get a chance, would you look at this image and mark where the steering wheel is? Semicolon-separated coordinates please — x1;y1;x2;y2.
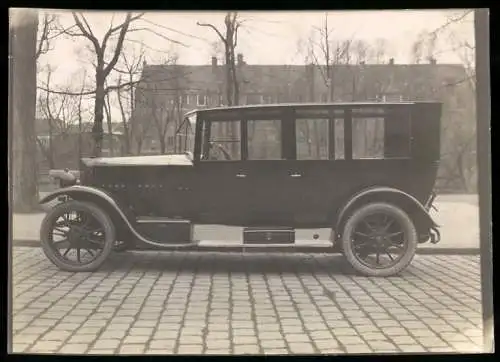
202;142;232;161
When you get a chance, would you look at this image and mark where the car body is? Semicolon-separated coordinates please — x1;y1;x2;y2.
39;102;441;277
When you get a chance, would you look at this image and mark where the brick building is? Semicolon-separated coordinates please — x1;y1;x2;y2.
131;54;476;191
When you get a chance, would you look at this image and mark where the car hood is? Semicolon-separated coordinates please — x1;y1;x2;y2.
81;153;193;167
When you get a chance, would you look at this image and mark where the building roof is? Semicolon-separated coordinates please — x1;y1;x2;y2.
139;62;469;99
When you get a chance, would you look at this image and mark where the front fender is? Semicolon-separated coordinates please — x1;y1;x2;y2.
335;186;439;233
40;185;135;236
39;185;193;248
40;185;112;205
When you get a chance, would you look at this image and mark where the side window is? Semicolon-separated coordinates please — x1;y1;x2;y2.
334;118;345;160
351;108;411;159
202;120;241;161
176;118;195;154
384;110;411;158
295;118;328;160
352;116;385;159
247;120;281;160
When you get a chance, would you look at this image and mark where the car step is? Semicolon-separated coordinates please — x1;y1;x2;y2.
197;239;334;248
136;217;191;224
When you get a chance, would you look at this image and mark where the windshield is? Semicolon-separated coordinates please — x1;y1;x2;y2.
175;114;196;155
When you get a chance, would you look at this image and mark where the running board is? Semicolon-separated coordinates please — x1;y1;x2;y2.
199;239;333;248
133;239;336;252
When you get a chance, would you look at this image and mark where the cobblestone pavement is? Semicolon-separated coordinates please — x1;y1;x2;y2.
11;247;484;355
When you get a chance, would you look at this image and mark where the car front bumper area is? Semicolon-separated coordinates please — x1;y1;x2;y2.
48;169;80;202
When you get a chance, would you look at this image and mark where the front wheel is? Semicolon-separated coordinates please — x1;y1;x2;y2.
341;202;418;277
40;200;116;272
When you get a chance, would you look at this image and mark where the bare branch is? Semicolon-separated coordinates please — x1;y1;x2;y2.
197;21;227;44
141;18;210;42
72;12;101;56
102;12;144;55
428;10;473;36
140;28;189;47
36;14;50;60
103;13;133;77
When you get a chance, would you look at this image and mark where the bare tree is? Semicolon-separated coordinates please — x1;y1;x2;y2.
147;86;173;154
10;8;39;211
61;11;144;156
197;12;242;106
410;30;437;64
411;11;477;192
115;46;145;155
38;69;90;168
143;55;188;155
306;13;354;101
37;66;62;168
36;12;58;61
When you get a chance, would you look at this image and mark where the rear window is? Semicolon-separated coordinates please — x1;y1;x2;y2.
351;107;411;159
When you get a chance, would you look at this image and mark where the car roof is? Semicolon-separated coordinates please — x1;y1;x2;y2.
184;101;441;118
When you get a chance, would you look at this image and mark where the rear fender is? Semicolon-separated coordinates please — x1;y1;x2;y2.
334;186;439;239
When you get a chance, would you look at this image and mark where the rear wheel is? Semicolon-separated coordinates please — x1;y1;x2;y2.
40;200;115;272
341;202;417;277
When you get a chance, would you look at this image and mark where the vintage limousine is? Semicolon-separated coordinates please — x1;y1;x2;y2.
39;102;441;277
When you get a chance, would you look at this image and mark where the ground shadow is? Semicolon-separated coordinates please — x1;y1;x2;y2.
98;251;412;278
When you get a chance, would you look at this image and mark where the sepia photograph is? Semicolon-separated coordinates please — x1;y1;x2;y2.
8;8;492;355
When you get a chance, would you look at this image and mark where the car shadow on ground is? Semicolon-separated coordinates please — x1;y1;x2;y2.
98;251;412;278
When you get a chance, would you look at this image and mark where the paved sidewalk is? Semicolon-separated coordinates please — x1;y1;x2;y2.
11;195;481;252
11;248;483;354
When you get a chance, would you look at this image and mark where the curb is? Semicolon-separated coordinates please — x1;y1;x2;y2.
11;240;480;255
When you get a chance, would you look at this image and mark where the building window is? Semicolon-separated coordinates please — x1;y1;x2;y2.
189;94;197;105
178;94;189;105
197;94;207;106
263;95;274;104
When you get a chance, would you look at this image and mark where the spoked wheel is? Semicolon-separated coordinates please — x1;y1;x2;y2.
40;201;115;272
112;240;129;252
342;202;417;277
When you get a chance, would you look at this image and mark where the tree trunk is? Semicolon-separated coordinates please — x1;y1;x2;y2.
92;72;105;157
136;138;143;155
10;9;39;212
225;49;232;106
104;96;114;156
117;89;131;155
159;134;166;154
48;118;54;168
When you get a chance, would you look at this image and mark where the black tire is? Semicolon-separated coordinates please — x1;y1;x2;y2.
40;200;115;272
341;202;418;277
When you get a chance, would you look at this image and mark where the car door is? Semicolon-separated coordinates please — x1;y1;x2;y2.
193;119;250;224
283;113;345;225
241;118;293;226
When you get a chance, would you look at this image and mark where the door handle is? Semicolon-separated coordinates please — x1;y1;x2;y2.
236;173;247;178
290;172;302;178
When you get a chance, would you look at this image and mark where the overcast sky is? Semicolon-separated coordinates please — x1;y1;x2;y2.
28;9;474;120
40;10;474;80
